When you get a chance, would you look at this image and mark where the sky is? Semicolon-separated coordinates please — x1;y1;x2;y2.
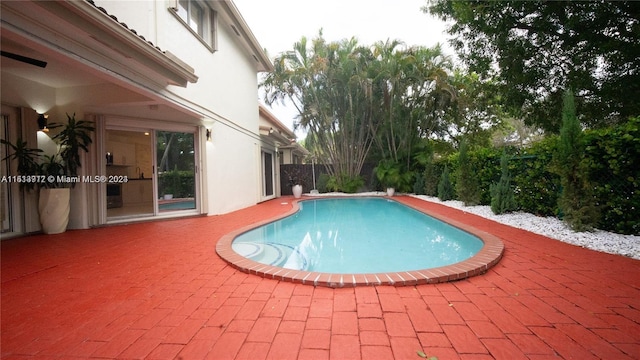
233;0;454;136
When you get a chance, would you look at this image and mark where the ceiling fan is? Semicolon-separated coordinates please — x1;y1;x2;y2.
1;50;47;68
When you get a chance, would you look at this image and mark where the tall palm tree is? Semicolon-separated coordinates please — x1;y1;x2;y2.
262;32;379;188
371;44;455;170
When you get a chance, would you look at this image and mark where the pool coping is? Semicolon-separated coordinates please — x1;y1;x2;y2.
216;196;504;287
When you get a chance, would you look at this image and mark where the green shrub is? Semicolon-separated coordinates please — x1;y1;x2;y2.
418;115;637;234
455;140;481;205
469;146;504;205
512;137;560;216
552;90;599;231
437;165;455;201
490;152;518;214
584;116;639;234
317;173;330;193
159;169;194;198
422;160;440;196
413;173;426;195
327;173;364;193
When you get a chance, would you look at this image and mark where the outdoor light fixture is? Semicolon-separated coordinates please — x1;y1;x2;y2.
37;113;49;132
206;128;212;141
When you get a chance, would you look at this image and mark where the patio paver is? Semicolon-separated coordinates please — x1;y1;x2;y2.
2;196;639;359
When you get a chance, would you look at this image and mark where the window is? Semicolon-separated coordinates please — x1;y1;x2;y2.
173;0;217;51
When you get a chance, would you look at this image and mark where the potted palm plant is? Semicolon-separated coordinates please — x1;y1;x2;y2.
374;159;415;197
1;113;94;234
375;160;401;196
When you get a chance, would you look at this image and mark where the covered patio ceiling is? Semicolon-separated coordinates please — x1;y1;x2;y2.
1;0;200;121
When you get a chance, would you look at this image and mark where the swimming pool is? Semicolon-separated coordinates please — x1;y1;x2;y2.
159;199;195;211
217;196;504;287
233;197;482;273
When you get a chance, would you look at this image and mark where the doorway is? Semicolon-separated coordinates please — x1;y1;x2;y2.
105;127;198;221
1;115;12;233
261;149;275;199
105;129;154;218
157;131;196;212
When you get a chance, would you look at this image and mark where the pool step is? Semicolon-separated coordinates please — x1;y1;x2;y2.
232;242;307;270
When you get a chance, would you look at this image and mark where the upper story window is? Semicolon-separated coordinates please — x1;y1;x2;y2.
172;0;217;51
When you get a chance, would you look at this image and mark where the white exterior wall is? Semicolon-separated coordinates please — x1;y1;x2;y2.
92;0;263;215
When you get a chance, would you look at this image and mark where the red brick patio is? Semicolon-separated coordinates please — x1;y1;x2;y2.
2;196;639;359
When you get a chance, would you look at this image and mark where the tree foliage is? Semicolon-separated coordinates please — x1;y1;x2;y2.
421;150;440;196
437;165;455;201
455;140;481;205
440;71;505;148
553;90;599;231
490;152;517;214
425;1;640;131
262;33;379;187
584;116;640;235
262;32;463;189
370;41;455;168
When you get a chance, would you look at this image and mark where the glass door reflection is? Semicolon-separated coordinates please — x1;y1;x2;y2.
156;131;196;212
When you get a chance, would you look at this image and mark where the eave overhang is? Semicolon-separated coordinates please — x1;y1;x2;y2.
215;0;274;72
1;0;198;88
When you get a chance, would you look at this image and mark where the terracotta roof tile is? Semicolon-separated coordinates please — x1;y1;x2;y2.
85;0;163;52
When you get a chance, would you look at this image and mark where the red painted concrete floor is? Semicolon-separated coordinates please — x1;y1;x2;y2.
2;196;639;359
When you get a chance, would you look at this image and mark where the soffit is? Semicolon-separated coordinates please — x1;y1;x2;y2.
1;0;198;89
212;0;274;72
259;105;296;139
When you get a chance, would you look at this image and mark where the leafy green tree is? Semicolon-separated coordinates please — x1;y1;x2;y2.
425;1;640;131
440;71;506;148
490;152;518;214
455;140;481;205
553;90;599;231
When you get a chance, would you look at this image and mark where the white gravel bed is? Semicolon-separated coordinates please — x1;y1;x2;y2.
305;191;640;260
410;195;640;260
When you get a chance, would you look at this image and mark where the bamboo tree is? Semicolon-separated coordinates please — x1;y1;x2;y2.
262;32;380;189
263;33;459;189
371;44;455;170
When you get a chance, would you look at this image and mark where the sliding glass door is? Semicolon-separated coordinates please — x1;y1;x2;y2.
105;129;154;218
262;150;275;198
156;131;196;212
1;115;11;233
105;125;198;221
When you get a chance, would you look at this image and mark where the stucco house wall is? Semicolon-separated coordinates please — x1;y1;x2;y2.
91;0;266;215
0;0;273;236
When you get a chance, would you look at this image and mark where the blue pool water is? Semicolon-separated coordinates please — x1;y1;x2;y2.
159;200;195;210
232;198;483;274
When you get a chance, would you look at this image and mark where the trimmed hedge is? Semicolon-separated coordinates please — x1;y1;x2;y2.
583;117;639;234
427;117;638;234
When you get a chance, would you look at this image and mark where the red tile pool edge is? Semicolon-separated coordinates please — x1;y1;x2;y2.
215;196;504;287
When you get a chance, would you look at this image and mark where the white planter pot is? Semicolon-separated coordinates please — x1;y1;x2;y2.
386;187;395;197
38;188;70;234
164;194;173;200
292;184;303;198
